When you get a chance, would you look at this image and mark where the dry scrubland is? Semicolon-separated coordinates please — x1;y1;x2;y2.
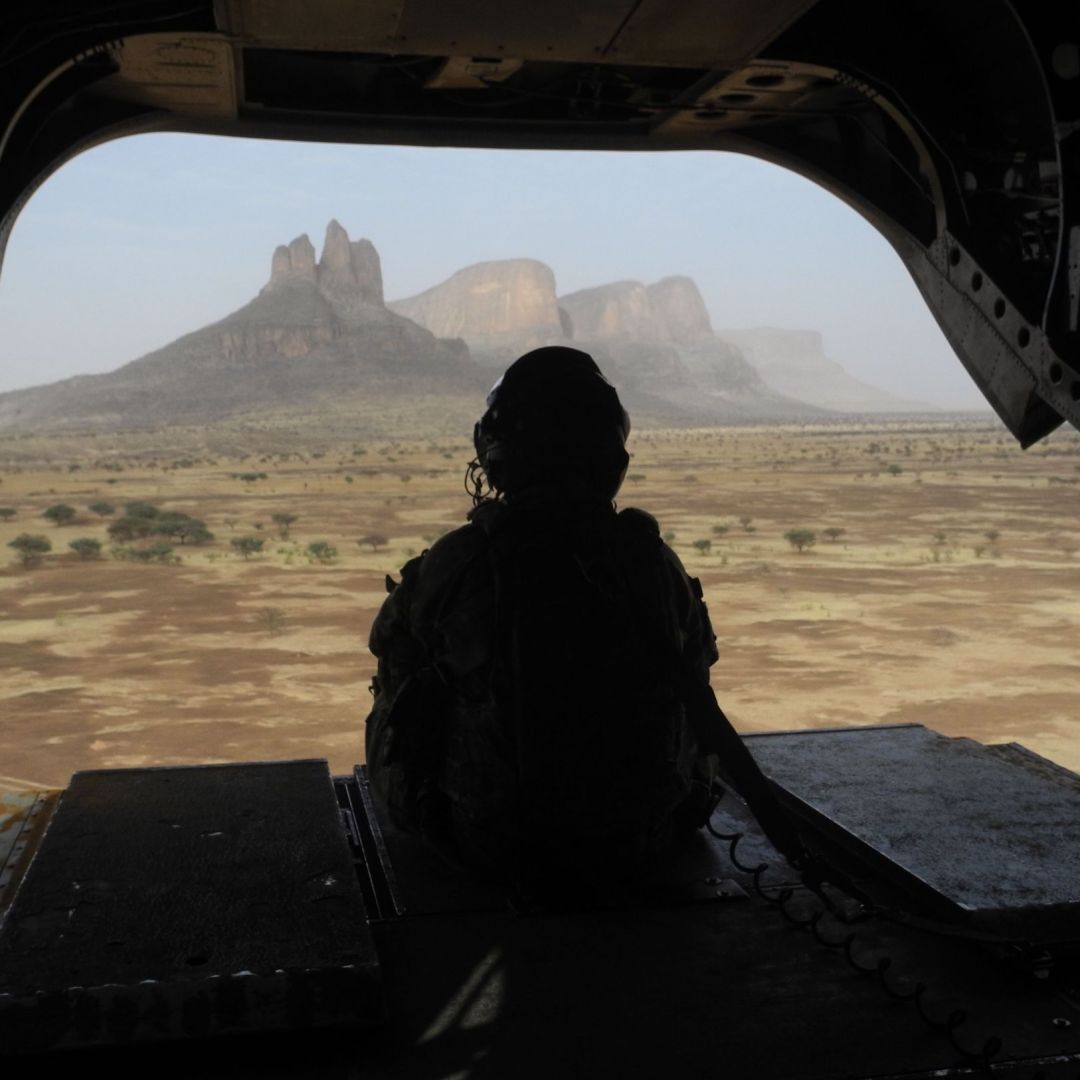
1;419;1078;790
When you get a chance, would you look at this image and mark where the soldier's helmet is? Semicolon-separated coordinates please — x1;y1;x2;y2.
473;346;631;500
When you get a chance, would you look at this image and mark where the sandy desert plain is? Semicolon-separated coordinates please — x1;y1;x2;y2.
0;416;1078;792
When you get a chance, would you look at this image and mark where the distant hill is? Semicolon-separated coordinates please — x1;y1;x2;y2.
0;222;931;435
393;263;824;423
713;327;934;413
0;221;482;434
389;258;566;361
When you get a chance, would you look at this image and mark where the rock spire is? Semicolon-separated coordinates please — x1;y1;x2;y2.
263;220;383;308
317;219;384;307
267;234;317;288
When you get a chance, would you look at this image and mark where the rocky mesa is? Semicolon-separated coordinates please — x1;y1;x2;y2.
710;327;934;414
389;258;568;365
393;261;816;422
0;221;479;432
0;222;932;435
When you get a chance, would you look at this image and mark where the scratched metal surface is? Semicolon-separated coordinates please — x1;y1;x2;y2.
747;725;1080;925
0;760;380;1052
0;791;39;872
0;789;58;920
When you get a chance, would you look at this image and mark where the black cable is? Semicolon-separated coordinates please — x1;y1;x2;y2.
464;458;494;506
0;5;206;70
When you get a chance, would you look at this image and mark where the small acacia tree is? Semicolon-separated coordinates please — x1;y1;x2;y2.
823;527;846;543
69;537;102;560
358;534;388;552
692;538;712;556
307;541;337;564
231;535;265;559
154;512;213;545
272;512;298;538
784;528;817;553
9;533;51;567
258;607;287;636
108;502;160;541
124;501;159;520
88;501;115;518
44;503;76;526
130;542;176;564
0;507;16;521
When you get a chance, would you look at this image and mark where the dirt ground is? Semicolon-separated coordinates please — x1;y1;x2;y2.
1;418;1078;790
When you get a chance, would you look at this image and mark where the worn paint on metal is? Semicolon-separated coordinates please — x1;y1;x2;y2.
0;788;59;918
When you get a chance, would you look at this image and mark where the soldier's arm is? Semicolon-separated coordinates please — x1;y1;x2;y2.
654;539;718;683
369;554;428;700
684;572;719;680
365;554;427;783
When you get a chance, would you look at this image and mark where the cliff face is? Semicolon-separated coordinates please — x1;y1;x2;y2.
647;277;714;344
558;276;714;345
267;234;318;287
558;276;798;418
389;261;816;422
263;220;383;306
314;218;384;311
389;259;564;358
558;281;661;342
0;221;479;432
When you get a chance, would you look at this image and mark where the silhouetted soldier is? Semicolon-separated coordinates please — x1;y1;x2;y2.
365;346;799;886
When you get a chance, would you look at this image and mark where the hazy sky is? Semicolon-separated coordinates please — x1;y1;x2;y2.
0;133;986;407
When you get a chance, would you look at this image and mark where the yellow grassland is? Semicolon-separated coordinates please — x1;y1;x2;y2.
0;418;1078;788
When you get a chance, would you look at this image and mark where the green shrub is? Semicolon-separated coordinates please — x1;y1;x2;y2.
69;537;102;559
9;533;50;567
271;512;298;538
113;542;176;564
43;503;76;526
231;536;265;559
784;528;817;553
307;541;337;564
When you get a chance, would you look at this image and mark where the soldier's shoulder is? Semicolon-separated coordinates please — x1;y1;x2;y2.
419;519;489;574
616;505;661;537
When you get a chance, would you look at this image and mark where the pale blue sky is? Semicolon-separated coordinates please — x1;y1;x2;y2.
0;133;985;407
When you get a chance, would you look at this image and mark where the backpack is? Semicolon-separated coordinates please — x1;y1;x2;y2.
476;501;701;873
